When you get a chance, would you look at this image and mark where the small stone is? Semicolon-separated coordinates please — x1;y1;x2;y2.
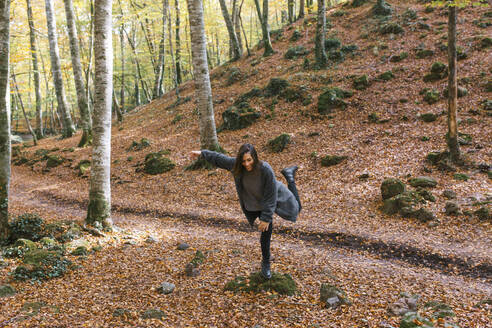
453;173;469;181
145;236;158;244
443;190;456;199
177;243;189;250
409;176;437;188
185;263;200;277
427;220;440;228
0;284;16;297
157;282;175;295
413;208;436;222
420;112;438;122
142;308;166;319
475;207;490;221
445;202;460;216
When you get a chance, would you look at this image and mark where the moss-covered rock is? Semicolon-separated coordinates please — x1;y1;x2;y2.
39;237;57;249
281;85;312;104
267;134;291;153
234;87;263;105
485;79;492;92
457;47;468;60
400;312;434;328
423;62;448;82
9;213;45;242
390;52;408;62
325;38;341;50
290;29;302;42
141;308;166;319
14;249;72;281
352;0;368;7
142;151;175;175
380;22;403;34
225;67;243;86
127;138;151;151
71;246;88;256
284;45;309;59
317;88;352;114
420;112;438;122
482;99;492;111
423;90;440;105
353;75;369;90
381;178;406;200
445;202;460;216
378;71;394;81
453;173;469;181
321;155;348;167
443;86;468;98
341;44;359;54
45;155;64;169
76;160;91;176
220;104;261;130
475;207;490;221
224;272;297;296
328;50;345;62
0;284;16;297
480;37;492;48
264;78;289;97
409;176;437;188
403;8;418;20
416;49;434;59
320;284;351;308
373;0;393;16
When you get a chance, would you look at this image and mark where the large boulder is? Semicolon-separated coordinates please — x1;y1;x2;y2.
264;78;289;97
381;178;406;200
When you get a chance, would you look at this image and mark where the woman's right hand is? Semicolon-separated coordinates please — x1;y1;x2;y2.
190;150;202;160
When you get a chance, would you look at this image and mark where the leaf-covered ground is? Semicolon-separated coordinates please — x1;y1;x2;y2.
3;0;491;326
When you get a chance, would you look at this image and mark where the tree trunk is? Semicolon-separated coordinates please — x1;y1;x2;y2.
153;0;168;99
219;0;242;61
175;0;183;85
315;0;327;68
0;0;10;242
233;0;244;56
447;5;460;162
119;4;125;112
26;0;43;138
87;0;113;229
124;25;151;104
186;0;220;151
167;5;180;100
239;14;251;57
288;0;294;23
64;0;92;147
45;0;75;138
254;0;274;57
299;0;305;19
11;70;37;146
85;0;94;117
113;88;123;123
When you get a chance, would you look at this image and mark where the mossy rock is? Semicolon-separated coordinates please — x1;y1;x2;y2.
267;134;291;153
420;112;438;122
234;87;263;105
373;0;393;16
341;44;359;54
224;272;297;296
390;52;408;62
71;246;88;256
321;155;348;167
9;213;45;242
378;71;394;81
485;80;492;92
353;75;369;90
423;90;440;105
381;178;406;200
76;160;91;176
352;0;369;7
269;28;283;40
220;105;260;131
14;249;72;281
443;86;468;98
332;10;347;17
317;88;352;114
127;138;151;151
284;45;309;59
39;237;57;249
143;152;175;175
328;50;345;62
325;38;341;50
400;312;434;328
264;78;289;97
480;37;492;48
0;284;16;297
417;189;435;202
380;23;402;34
416;49;434;59
225;67;243;86
281;85;312;104
141;308;166;319
482;99;492;111
423;62;448;82
403;8;418;20
45;155;64;169
409;176;437;188
190;250;205;266
457;47;468;60
475;207;490;220
290;29;302;42
453;173;469;181
320;283;351;308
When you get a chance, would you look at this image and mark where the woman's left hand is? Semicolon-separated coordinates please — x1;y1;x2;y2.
258;220;270;232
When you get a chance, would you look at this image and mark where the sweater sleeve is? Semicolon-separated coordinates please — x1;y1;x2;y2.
259;163;277;223
201;150;235;171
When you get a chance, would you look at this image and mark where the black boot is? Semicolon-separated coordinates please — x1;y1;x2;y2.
281;165;302;212
281;165;298;182
261;261;272;279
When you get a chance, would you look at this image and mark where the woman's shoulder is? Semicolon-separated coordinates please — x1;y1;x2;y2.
259;161;274;173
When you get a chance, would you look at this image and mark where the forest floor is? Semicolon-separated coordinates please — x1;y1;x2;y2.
3;0;492;327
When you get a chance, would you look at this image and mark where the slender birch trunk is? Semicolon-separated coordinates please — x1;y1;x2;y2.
0;0;10;242
87;0;113;229
175;0;183;85
315;0;327;68
64;0;92;147
119;15;125;111
153;0;168;99
447;5;460;162
85;0;94;116
254;0;274;56
288;0;294;23
45;0;75;138
186;0;220;151
299;0;305;19
219;0;242;61
11;70;37;145
167;5;180;100
26;0;43;138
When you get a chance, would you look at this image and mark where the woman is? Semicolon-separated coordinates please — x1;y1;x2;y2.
190;143;301;279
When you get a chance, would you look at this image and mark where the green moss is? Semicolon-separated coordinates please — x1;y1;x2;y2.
0;284;16;297
378;71;394;81
324;38;341;50
264;78;289;97
76;160;91;176
45;155;64;168
225;67;242;86
267;134;291;153
225;272;297;296
381;178;406;200
71;246;88;256
142;151;175;175
290;29;302;42
127;138;151;151
9;213;45;242
353;75;369;90
14;249;72;281
480;37;492;48
320;284;351;308
390;52;408;62
190;250;205;266
321;155;348;167
423;90;440;105
380;23;402;34
420;112;438;122
416;49;434;59
284;46;309;59
373;0;392;16
220;105;261;131
409;176;437;188
474;207;490;220
281;86;312;104
141;308;166;319
352;0;368;7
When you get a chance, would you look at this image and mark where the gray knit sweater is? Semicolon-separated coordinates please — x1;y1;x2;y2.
201;150;299;223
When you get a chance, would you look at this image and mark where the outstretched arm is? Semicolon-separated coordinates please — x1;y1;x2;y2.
190;150;235;171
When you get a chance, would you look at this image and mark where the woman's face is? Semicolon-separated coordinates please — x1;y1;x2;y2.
242;152;254;171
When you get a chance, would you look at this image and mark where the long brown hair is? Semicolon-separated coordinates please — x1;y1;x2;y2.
233;143;260;177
